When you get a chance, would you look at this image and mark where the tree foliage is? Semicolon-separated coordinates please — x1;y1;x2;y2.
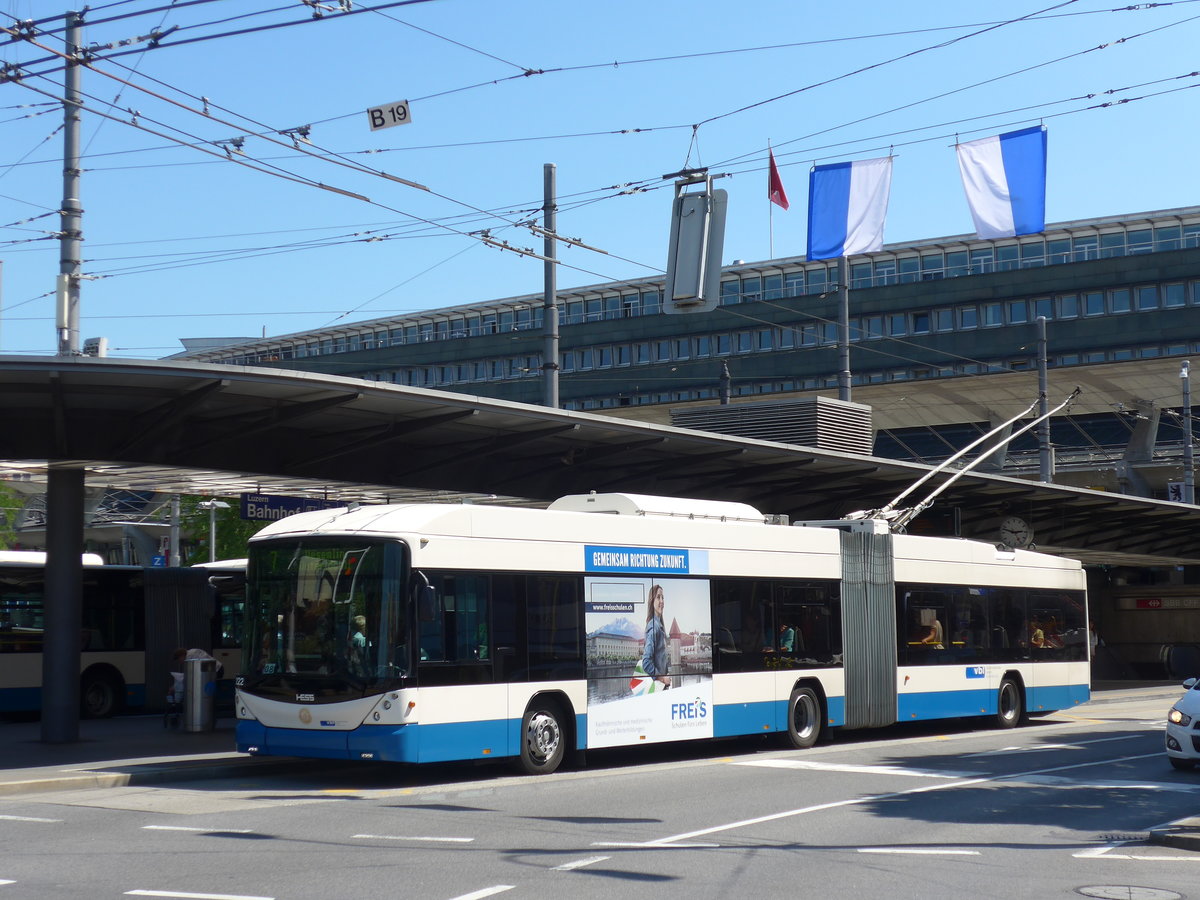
179;495;265;565
0;481;20;549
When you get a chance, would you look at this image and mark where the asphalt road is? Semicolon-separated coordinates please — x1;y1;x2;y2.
2;690;1198;900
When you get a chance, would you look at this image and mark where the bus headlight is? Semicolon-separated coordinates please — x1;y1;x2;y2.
1168;707;1191;726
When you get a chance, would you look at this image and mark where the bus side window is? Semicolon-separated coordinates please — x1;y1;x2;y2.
414;575;444;662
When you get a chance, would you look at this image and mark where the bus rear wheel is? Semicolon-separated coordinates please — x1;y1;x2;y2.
995;678;1022;729
81;669;122;719
785;687;821;749
518;702;565;775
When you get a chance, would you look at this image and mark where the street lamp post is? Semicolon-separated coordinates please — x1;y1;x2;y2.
1183;361;1194;504
198;499;231;562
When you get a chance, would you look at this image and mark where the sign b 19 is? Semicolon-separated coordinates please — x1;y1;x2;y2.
366;99;412;131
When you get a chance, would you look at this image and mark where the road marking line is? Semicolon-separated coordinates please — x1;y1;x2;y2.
1020;775;1200;793
0;880;14;886
858;848;980;855
0;815;60;823
736;759;968;778
124;891;274;900
444;887;513;900
1075;851;1200;861
646;751;1162;847
1074;843;1128;858
553;856;610;871
964;735;1140;757
354;833;474;843
592;841;721;848
143;826;254;834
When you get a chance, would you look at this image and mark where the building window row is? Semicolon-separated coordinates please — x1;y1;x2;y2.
212;222;1200;366
554;339;1200;411
842;223;1200;290
229;276;1200;374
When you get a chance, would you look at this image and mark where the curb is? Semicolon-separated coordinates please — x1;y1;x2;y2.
0;756;306;798
1149;820;1200;852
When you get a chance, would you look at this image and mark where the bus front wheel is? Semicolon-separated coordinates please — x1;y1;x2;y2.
785;687;821;749
518;702;565;775
995;678;1022;729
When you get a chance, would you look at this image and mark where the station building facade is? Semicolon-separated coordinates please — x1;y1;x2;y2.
176;205;1200;496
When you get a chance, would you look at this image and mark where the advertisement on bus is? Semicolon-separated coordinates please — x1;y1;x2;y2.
583;573;713;748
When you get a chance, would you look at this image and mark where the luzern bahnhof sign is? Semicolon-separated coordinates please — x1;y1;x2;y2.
240;493;341;521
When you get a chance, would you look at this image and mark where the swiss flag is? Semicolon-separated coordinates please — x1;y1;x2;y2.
768;149;789;210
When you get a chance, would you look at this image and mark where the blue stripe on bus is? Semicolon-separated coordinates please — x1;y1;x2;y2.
2;684;149;714
898;688;995;721
125;684;146;708
239;717;519;763
237;683;1086;763
1027;682;1089;712
713;700;777;738
0;686;41;712
897;683;1090;721
712;696;847;738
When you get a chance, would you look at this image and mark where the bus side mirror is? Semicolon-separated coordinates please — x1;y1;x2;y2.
418;584;438;622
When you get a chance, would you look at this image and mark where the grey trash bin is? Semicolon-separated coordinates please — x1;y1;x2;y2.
183;656;217;732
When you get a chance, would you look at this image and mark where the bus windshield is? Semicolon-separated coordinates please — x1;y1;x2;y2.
243;539;407;700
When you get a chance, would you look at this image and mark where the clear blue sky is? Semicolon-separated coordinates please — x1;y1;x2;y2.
1;0;1198;357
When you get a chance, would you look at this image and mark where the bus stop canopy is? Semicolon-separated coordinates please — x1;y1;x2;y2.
1;354;1198;566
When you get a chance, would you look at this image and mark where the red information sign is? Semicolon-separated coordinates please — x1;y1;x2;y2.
1136;598;1163;609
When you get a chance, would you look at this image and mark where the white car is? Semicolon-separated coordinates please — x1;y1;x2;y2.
1166;677;1200;770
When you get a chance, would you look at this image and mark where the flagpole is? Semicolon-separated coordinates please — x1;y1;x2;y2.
838;254;852;402
768;142;775;258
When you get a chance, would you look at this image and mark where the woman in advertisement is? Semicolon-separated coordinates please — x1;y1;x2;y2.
642;584;672;689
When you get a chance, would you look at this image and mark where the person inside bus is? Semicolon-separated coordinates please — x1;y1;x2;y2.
1029;617;1046;649
778;622;796;654
641;584;671;689
908;615;944;649
348;615;368;677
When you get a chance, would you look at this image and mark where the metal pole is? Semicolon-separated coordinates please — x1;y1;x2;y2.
1037;316;1051;482
169;494;181;566
57;10;84;356
1183;360;1194;504
838;256;851;402
208;504;217;563
541;163;560;409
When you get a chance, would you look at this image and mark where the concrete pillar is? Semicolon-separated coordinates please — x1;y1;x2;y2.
41;467;85;743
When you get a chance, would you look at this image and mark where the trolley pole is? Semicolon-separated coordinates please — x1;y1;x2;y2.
57;10;84;356
541;163;560;409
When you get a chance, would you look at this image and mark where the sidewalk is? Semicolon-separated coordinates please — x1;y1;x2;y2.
0;684;1196;851
0;714;292;797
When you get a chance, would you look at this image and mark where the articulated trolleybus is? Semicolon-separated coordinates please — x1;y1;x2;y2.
235;492;1088;774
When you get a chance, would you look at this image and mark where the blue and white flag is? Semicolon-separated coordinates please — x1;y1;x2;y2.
956;126;1046;239
806;156;893;260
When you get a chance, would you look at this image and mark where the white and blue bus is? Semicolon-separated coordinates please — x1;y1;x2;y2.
234;493;1089;774
0;552;245;718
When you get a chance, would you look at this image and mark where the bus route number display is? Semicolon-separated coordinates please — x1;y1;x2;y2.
366;99;412;131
